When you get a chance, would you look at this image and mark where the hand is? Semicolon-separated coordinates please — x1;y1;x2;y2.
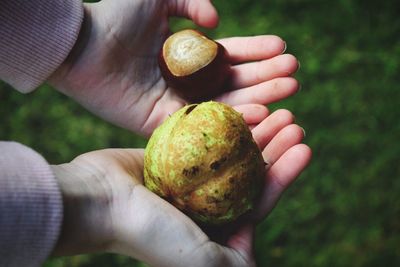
49;0;299;137
50;105;311;267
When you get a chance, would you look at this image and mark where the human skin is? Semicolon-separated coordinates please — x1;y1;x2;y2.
46;0;307;265
48;0;300;137
51;107;312;267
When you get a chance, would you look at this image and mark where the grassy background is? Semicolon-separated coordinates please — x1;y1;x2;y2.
1;0;399;266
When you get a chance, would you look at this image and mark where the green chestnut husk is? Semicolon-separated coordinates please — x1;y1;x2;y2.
144;101;265;225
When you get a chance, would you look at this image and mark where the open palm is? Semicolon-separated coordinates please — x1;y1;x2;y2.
52;106;311;266
49;0;299;136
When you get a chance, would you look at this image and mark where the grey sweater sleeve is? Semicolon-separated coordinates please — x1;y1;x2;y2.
0;142;63;267
0;0;83;92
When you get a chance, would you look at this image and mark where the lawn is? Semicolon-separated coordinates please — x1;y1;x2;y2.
1;0;399;266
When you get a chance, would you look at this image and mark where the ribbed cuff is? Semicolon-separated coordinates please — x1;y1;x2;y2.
0;141;63;267
0;0;84;92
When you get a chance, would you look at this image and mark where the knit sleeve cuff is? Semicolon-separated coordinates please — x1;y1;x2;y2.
0;141;63;267
0;0;84;92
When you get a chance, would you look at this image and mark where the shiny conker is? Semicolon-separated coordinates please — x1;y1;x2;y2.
159;29;231;102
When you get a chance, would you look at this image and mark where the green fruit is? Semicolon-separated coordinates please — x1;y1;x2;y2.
144;101;265;225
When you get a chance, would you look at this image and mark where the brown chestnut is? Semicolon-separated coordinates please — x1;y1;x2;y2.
159;29;231;102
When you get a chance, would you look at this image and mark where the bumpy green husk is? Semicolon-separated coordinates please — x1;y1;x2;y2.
144;101;265;225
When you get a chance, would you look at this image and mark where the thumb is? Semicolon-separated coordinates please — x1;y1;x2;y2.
168;0;219;28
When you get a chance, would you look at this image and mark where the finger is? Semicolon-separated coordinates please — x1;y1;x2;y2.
169;0;219;28
226;224;255;262
248;124;257;131
230;54;299;89
233;104;269;125
262;124;305;165
255;144;312;220
251;109;295;149
217;77;299;106
217;35;286;64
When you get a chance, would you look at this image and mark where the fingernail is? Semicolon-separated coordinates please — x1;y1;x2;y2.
297;84;302;92
301;127;306;137
297;60;301;70
264;161;271;170
282;41;287;54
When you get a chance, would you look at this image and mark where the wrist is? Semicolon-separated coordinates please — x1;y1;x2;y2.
51;162;114;256
47;3;92;93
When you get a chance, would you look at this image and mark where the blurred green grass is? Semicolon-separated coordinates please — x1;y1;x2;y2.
1;0;399;266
